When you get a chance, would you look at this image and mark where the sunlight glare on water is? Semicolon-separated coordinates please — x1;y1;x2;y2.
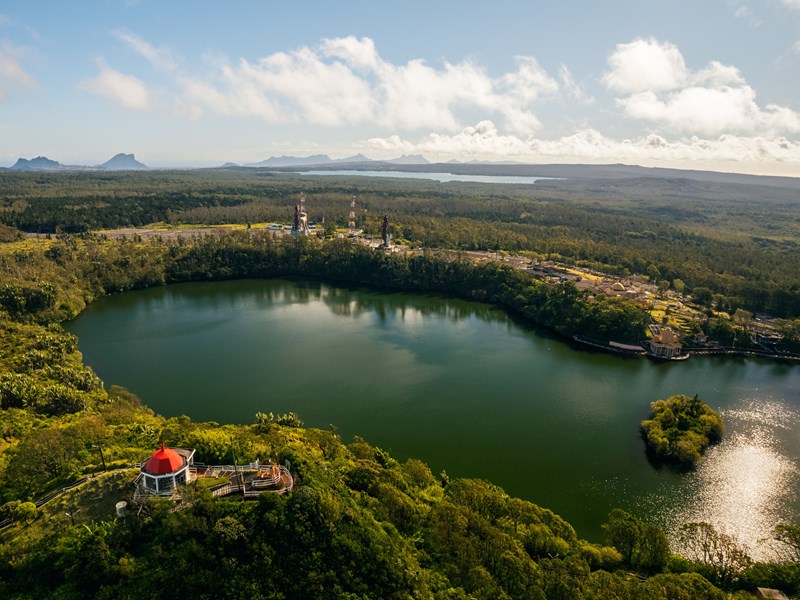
66;280;800;549
662;398;800;561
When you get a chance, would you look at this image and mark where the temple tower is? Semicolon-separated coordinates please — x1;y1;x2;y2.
348;195;356;230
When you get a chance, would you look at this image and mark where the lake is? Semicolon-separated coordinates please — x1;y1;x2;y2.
65;279;800;559
297;169;555;184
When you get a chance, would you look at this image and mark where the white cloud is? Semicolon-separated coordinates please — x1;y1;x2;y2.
179;36;558;134
618;86;800;135
499;56;559;103
781;0;800;9
368;121;531;156
726;0;762;26
78;59;150;109
603;38;687;94
364;120;800;171
691;60;744;87
604;38;800;136
0;40;39;100
559;64;593;103
320;36;381;70
113;29;177;71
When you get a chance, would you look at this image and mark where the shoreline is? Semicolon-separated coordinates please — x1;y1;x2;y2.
572;335;800;363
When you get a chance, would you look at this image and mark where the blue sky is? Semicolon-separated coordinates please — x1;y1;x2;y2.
1;0;800;174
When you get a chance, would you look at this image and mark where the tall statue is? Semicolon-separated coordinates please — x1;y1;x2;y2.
292;202;309;236
298;207;309;234
381;215;389;247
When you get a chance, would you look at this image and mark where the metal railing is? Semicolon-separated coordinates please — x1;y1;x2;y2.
1;460;294;530
0;464;142;531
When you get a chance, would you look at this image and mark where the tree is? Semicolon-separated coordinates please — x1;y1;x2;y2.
774;524;800;563
7;427;81;495
602;508;669;573
274;412;303;428
13;501;38;524
1;499;38;524
693;287;714;306
679;522;752;589
603;508;639;566
637;521;670;572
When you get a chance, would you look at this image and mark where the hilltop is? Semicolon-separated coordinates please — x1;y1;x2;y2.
244;153;429;168
10;156;66;172
8;153;148;172
96;153;148;170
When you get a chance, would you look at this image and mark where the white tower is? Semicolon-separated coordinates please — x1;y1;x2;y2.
348;195;356;230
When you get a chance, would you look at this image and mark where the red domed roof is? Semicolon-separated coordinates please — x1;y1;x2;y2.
144;442;185;475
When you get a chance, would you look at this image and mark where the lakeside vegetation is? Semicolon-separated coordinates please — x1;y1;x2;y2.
641;394;724;467
0;170;799;596
0;233;798;597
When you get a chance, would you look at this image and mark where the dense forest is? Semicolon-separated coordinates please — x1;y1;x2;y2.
0;232;799;598
1;170;799;597
1;169;800;317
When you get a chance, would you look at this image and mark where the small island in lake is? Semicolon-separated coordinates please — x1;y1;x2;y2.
641;394;723;467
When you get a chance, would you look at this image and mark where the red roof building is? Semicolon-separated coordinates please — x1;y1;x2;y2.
139;443;195;496
144;442;185;475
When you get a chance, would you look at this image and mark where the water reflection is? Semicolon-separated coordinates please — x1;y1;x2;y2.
319;285;502;324
659;400;800;561
67;279;800;556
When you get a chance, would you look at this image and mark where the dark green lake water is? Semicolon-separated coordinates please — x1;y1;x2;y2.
66;279;800;558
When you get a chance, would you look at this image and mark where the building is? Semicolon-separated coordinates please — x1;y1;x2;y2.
756;588;789;600
138;443;196;496
647;326;685;359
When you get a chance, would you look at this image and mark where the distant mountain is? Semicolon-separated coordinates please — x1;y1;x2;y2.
9;154;149;172
336;153;372;163
245;153;437;168
10;156;66;171
98;153;148;170
247;154;333;167
385;154;430;165
219;162;240;168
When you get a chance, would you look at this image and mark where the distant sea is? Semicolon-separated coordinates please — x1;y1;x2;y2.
297;169;557;184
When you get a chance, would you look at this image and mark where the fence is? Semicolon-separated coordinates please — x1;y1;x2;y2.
1;459;295;531
0;464;141;531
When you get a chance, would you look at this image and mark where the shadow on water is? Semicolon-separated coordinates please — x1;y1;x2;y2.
319;284;503;325
641;440;695;474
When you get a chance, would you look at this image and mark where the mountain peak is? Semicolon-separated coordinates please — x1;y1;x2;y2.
248;154;333;167
386;154;430;165
336;153;372;163
98;153;148;170
10;156;64;171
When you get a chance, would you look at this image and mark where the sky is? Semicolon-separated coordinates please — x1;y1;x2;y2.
1;1;800;175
